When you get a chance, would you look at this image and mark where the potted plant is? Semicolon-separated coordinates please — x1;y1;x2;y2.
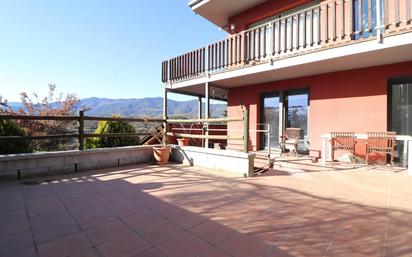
153;144;170;164
177;137;190;146
150;121;170;164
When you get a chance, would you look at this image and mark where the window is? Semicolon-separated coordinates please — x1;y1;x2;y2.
389;78;412;165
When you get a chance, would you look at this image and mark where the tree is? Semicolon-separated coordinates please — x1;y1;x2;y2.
1;83;83;152
85;115;140;149
0;119;32;154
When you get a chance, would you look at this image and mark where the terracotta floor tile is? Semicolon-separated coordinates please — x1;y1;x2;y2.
97;233;150;257
26;196;60;209
2;247;37;257
30;209;72;229
167;210;207;229
217;233;270;257
190;220;234;245
23;188;55;201
27;200;65;217
33;219;80;244
0;163;411;257
324;244;374;257
273;237;330;257
134;247;166;257
152;203;185;218
0;218;31;238
198;246;231;257
37;232;92;257
140;196;167;209
108;201;143;218
122;208;164;230
0;201;25;214
86;219;132;245
76;210;116;230
157;232;210;257
71;247;101;257
386;210;412;257
67;201;105;218
62;196;97;209
263;246;296;257
139;219;184;245
0;231;34;256
0;209;28;223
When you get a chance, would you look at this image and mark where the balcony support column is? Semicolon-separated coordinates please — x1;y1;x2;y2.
198;96;202;119
279;91;285;147
205;82;210;148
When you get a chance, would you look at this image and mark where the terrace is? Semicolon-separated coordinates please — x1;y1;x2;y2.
0;161;411;257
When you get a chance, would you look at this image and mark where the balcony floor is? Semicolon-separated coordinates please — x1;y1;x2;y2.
0;162;411;257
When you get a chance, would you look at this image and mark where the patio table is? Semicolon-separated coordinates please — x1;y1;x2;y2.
321;133;412;176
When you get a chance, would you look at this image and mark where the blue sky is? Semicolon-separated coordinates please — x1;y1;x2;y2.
0;0;225;101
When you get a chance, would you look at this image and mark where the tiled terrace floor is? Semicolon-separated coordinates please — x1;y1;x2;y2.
0;161;411;257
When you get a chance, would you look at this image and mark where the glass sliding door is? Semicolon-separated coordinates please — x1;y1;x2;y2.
261;93;280;150
390;79;412;165
285;90;309;152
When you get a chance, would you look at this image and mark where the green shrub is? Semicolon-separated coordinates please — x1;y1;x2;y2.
0;119;32;154
85;116;139;149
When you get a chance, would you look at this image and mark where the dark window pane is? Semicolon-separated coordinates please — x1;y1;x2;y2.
262;95;280;149
286;91;308;151
391;81;412;165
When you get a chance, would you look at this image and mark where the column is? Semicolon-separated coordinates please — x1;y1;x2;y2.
198;96;202;119
279;91;284;148
205;82;210;148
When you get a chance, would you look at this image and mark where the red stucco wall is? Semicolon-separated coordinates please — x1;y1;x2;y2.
228;0;313;33
227;61;412;155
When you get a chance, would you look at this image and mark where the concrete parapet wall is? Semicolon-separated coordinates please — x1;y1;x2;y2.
171;146;255;177
0;146;154;180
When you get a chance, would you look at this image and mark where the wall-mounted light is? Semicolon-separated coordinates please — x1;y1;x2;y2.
230;23;236;32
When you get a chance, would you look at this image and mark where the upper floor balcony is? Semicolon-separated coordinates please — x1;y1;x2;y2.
162;0;412;89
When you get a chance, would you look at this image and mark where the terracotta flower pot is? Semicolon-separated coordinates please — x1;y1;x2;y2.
153;146;170;164
177;138;190;146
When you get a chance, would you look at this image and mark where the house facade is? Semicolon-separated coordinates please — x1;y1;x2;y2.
162;0;412;160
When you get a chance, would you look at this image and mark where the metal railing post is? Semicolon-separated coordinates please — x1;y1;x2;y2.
267;123;271;159
163;120;168;145
163;88;168;145
78;111;84;150
243;109;249;153
376;0;383;42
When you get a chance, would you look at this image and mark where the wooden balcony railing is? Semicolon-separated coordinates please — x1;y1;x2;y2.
162;0;412;83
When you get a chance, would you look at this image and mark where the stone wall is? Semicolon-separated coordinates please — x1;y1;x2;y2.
0;146;154;180
171;146;255;177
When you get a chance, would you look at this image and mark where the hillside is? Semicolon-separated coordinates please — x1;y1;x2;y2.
7;97;227;118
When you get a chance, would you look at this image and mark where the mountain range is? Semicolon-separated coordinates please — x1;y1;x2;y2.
7;97;227;118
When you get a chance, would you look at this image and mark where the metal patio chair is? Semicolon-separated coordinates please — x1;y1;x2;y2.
280;128;301;157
